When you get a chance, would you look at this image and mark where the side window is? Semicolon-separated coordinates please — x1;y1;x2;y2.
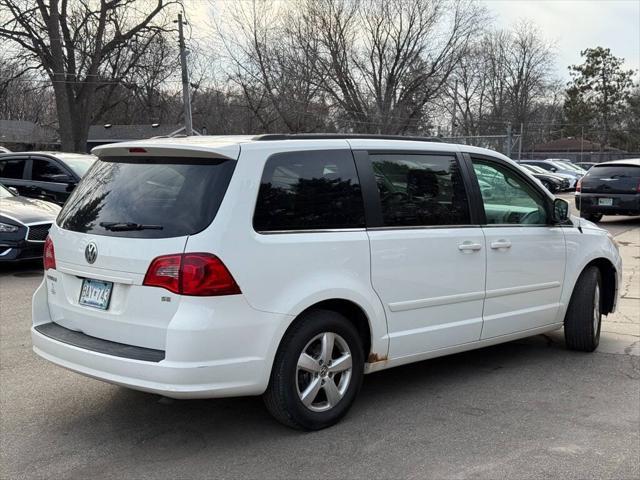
472;160;548;225
0;159;26;179
31;159;72;182
253;150;365;231
370;153;470;227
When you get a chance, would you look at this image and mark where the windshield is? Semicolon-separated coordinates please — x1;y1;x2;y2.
57;154;97;177
522;164;545;174
58;157;236;238
551;160;585;173
0;183;14;198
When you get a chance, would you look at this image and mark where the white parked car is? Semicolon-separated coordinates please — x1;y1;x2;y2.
32;134;621;430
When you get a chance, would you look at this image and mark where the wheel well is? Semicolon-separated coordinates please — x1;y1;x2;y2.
296;299;372;359
584;258;617;315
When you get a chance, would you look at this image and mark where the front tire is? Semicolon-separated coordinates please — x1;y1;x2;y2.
263;309;364;430
565;266;602;352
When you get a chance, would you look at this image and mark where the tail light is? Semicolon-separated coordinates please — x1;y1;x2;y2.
43;236;56;270
143;253;241;296
576;178;582;192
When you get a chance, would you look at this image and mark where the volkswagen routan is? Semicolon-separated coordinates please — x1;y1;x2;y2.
32;134;621;430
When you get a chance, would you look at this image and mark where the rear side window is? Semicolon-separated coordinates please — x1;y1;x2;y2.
58;157;236;238
370;153;471;227
31;159;73;182
0;159;26;179
253;150;365;232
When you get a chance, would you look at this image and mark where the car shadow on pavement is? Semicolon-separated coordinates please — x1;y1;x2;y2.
58;335;570;443
9;329;639;479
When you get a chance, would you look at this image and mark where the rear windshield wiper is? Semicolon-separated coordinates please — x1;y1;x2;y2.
99;222;163;231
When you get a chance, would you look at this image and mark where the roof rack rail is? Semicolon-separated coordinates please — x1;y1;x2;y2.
252;133;443;143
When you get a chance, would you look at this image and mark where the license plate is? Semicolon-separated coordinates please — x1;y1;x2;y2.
598;198;613;206
79;279;113;310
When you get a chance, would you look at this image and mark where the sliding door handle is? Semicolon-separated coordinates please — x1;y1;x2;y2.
458;241;482;252
490;240;512;249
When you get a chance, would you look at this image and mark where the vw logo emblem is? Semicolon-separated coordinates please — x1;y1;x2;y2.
85;242;98;264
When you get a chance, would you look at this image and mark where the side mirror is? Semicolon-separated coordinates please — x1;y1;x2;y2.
549;167;557;172
7;186;19;196
553;198;569;223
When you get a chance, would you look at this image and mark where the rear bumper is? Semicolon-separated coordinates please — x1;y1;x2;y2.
575;193;640;216
31;281;292;399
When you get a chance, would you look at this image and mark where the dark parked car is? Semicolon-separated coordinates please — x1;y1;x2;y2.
575;159;640;222
518;160;581;189
0;151;96;204
519;164;569;192
0;183;60;262
575;162;597;171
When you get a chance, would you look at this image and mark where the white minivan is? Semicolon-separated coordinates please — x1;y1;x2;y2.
32;135;621;430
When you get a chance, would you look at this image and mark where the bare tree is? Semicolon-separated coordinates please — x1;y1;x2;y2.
91;33;181;125
217;0;486;134
0;0;180;152
0;54;56;125
305;0;487;133
445;43;489;136
217;0;329;132
503;22;555;127
445;21;556;146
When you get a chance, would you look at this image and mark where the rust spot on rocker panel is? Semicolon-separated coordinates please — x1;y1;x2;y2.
367;352;388;363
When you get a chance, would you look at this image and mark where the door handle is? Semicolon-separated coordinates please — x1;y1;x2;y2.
458;241;482;252
490;240;512;249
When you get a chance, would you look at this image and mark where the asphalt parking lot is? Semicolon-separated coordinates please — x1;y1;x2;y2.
1;200;638;479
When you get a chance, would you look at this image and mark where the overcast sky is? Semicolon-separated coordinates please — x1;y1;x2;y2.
483;0;640;80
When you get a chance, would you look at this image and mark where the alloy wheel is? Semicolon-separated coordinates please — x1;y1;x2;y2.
295;332;353;412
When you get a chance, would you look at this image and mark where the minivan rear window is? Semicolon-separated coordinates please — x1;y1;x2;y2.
57;157;236;238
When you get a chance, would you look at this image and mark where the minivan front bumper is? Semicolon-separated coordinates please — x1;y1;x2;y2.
31;280;291;399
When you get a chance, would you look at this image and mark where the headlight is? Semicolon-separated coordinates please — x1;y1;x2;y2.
0;222;19;233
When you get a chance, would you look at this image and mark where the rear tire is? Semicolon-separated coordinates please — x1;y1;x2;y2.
565;266;602;352
263;309;364;430
581;212;603;222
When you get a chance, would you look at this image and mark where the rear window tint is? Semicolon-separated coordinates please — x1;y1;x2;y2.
31;159;72;182
589;165;640;177
0;159;26;179
253;150;365;232
57;157;235;238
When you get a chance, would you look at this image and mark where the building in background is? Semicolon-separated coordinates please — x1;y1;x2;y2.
87;124;184;150
0;120;58;151
527;137;631;163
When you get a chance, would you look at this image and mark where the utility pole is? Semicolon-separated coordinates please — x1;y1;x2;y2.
177;13;193;136
450;77;458;137
518;123;523;160
505;122;512;158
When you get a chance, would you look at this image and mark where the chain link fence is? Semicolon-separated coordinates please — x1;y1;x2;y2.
441;134;639;163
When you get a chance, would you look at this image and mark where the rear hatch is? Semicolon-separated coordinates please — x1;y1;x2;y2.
581;164;640;194
46;146;237;350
